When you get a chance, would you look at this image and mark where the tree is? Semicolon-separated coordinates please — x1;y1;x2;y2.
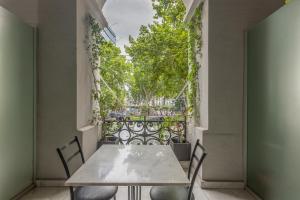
152;0;186;27
99;41;132;117
125;0;188;105
88;16;132;119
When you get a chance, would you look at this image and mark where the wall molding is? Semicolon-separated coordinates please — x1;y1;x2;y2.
200;181;245;189
11;184;35;200
246;187;262;200
35;179;66;187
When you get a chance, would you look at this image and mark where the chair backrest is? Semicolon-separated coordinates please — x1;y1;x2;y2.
187;139;207;200
57;136;85;200
57;136;85;177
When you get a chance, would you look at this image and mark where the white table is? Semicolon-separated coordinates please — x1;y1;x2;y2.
66;145;190;200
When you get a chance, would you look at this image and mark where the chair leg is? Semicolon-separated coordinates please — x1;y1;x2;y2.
113;195;116;200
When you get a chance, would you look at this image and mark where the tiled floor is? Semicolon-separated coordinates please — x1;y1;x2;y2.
20;185;257;200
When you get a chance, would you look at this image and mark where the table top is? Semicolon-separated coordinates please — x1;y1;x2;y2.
65;145;190;186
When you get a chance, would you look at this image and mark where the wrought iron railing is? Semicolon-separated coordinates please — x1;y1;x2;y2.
102;116;186;145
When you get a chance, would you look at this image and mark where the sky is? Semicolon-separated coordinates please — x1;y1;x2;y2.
102;0;155;55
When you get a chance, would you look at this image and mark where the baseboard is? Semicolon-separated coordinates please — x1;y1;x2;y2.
246;187;263;200
200;181;245;189
35;179;66;187
11;184;35;200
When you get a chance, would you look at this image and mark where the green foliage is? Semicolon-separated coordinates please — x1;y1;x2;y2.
88;16;105;123
186;3;203;120
126;0;188;106
152;0;186;27
160;115;185;143
99;41;132;117
285;0;291;4
88;16;132;119
88;16;105;70
88;0;204;121
129;116;145;121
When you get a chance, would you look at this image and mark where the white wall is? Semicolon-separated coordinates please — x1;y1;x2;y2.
0;0;101;181
187;0;283;186
37;0;104;180
0;0;38;26
0;7;35;198
203;0;283;183
247;2;300;198
76;0;94;129
76;0;107;130
37;0;79;179
198;0;209;129
76;0;101;159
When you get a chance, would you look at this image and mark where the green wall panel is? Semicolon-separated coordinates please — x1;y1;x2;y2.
0;7;34;199
247;1;300;199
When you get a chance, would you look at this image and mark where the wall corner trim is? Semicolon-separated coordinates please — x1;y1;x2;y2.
11;184;35;200
245;187;263;200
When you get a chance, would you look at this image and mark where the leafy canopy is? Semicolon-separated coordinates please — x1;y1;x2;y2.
99;41;132;117
125;0;188;105
88;16;132;118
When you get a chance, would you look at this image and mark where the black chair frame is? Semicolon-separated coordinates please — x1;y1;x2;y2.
57;136;85;200
186;139;207;200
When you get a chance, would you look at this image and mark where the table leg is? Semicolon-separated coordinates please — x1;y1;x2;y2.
132;186;135;200
139;186;141;200
128;186;142;200
128;186;131;200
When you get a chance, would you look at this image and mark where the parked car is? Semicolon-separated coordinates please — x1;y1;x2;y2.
108;112;125;119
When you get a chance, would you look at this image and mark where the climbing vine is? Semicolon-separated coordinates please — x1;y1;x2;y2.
87;1;205;124
88;15;131;123
186;3;204;122
88;15;105;124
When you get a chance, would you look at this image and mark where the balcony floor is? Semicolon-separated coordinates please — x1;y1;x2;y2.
20;185;256;200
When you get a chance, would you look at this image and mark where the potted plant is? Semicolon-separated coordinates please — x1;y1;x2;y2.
162;116;191;161
97;121;120;148
97;133;119;148
170;136;191;161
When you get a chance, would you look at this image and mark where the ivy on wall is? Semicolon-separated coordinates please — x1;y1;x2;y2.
88;16;104;124
87;1;205;124
187;3;204;124
88;15;130;123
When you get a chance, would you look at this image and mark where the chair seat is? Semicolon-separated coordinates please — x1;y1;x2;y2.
75;186;118;200
150;186;194;200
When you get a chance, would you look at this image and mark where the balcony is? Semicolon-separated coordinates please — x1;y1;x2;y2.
101;116;186;145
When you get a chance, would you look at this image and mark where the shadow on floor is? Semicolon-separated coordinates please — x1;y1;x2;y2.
20;185;257;200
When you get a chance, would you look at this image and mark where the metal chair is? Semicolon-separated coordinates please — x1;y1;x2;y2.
150;139;207;200
57;136;118;200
